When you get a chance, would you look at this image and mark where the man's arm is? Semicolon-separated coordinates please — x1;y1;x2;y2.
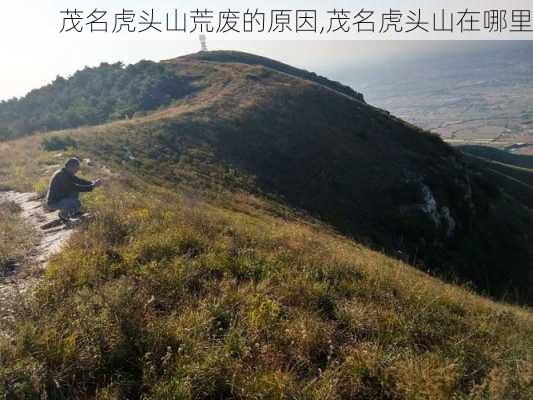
71;175;93;186
74;182;94;192
68;175;95;192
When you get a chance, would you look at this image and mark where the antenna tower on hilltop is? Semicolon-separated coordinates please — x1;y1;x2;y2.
199;35;208;52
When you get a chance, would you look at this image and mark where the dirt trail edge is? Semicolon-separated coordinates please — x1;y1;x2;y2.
0;191;75;328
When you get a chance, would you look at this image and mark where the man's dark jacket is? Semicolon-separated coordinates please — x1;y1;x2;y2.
46;168;94;206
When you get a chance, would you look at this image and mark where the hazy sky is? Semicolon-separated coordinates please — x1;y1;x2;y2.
1;0;532;100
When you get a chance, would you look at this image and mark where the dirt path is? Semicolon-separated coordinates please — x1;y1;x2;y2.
0;191;75;327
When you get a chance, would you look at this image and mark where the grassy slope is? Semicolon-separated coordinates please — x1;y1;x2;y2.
0;52;532;398
23;52;533;304
172;50;366;102
2;51;532;303
0;111;533;400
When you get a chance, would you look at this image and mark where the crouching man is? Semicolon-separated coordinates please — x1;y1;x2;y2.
46;158;102;220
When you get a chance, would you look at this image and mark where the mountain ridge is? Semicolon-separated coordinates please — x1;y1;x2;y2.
0;51;532;399
0;50;532;302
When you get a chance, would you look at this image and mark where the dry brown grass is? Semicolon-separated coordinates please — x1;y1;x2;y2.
0;99;532;399
0;164;531;398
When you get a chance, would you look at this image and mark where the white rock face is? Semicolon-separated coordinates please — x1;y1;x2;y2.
420;183;439;225
404;172;457;238
419;182;456;237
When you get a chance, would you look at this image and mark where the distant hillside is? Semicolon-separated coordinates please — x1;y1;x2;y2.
0;52;365;141
25;50;530;303
459;145;533;169
0;61;196;140
458;146;533;209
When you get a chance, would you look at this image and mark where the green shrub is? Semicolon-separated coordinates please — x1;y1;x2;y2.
41;135;77;151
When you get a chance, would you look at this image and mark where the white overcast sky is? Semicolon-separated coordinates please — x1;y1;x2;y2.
1;0;531;100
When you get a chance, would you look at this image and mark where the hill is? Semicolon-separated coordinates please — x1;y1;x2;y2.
0;61;197;140
459;145;533;170
1;124;533;400
177;50;365;102
27;50;532;303
0;51;532;399
1;51;533;302
0;53;363;141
